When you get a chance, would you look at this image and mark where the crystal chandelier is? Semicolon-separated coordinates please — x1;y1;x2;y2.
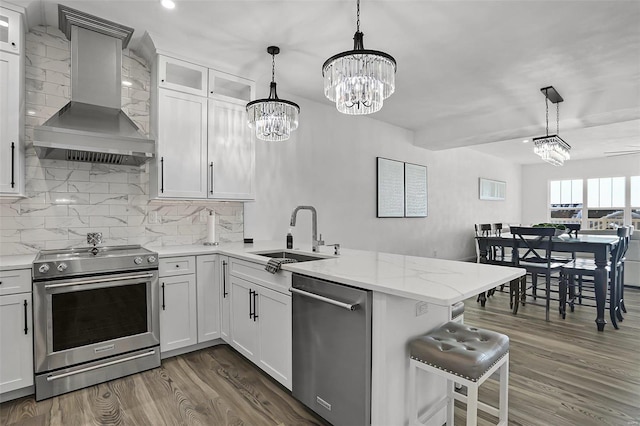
533;86;570;166
322;0;396;115
246;46;300;142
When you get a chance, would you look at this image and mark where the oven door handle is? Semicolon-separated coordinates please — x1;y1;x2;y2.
46;349;157;382
43;273;155;289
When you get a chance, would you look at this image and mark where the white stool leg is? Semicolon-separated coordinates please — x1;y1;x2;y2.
408;360;418;425
466;383;478;426
446;378;455;425
498;357;509;425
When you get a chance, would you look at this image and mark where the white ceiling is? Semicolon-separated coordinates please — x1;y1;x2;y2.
16;0;640;164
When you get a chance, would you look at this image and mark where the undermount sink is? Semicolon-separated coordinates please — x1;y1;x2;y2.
251;250;331;263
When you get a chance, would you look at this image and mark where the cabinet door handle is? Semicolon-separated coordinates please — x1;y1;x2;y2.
249;289;254;319
23;300;28;334
253;290;258;322
160;157;164;193
209;162;214;194
11;142;16;188
222;260;228;298
161;283;166;310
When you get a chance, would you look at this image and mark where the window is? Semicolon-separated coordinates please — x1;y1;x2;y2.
549;176;637;230
587;177;625;229
631;176;640;230
549;179;582;223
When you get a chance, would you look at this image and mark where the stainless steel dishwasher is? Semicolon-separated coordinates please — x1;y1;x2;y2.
291;273;372;426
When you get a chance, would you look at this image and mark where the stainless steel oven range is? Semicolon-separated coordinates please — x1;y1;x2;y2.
32;245;160;400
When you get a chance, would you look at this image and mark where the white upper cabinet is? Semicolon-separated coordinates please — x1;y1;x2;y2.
0;5;24;197
158;55;208;97
0;7;23;54
207;70;256;200
208;98;255;200
0;52;20;194
148;50;256;200
154;89;208;199
208;69;254;103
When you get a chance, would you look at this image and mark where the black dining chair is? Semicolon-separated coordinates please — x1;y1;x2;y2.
474;224;522;310
565;223;580;238
510;226;567;320
618;225;634;314
560;226;631;329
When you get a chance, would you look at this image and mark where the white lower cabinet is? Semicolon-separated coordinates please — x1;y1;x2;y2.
159;274;198;352
256;285;291;387
220;256;231;343
159;255;223;354
196;255;221;343
228;259;292;390
157;254;291;390
0;268;33;396
230;276;258;359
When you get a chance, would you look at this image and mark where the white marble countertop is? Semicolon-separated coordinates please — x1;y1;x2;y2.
152;241;525;306
0;254;36;270
0;241;525;306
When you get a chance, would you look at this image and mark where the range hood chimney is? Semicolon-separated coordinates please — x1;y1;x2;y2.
33;5;154;166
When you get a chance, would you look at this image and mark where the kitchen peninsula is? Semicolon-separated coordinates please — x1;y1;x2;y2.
154;241;525;425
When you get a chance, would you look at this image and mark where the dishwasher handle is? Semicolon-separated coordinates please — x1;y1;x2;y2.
290;287;358;311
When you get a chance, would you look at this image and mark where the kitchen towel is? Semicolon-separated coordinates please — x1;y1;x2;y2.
265;258;297;274
207;211;216;244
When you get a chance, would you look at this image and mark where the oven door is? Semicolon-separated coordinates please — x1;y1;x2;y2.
33;270;159;374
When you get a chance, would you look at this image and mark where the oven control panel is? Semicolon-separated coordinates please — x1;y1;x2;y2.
32;246;159;279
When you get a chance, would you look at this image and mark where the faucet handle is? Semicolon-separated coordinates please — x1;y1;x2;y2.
318;233;325;246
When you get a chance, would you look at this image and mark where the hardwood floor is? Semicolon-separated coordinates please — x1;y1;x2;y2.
458;286;640;426
0;346;328;426
2;288;639;426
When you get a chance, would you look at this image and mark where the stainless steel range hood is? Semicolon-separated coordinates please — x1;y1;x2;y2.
33;5;154;166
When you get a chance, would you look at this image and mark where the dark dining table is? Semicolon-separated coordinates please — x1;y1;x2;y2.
476;233;621;331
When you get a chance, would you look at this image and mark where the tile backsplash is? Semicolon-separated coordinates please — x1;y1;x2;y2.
0;26;243;256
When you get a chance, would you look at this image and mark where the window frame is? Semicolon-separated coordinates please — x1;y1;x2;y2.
548;175;638;230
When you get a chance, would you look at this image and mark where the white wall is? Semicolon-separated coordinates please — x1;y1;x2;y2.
521;155;640;225
245;94;522;261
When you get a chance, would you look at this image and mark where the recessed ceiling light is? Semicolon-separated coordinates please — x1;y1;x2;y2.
161;0;175;9
522;139;529;143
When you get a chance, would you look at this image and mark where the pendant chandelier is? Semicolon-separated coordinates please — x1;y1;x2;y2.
246;46;300;142
533;86;571;166
322;0;396;115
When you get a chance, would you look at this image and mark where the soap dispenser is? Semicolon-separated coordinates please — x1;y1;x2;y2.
286;228;293;249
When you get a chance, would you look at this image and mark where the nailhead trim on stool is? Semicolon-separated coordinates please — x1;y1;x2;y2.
451;301;465;322
408;321;509;426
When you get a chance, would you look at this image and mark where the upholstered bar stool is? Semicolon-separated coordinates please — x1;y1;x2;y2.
408;322;509;426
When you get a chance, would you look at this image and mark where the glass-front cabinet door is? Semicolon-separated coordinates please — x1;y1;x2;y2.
158;55;208;97
0;7;22;54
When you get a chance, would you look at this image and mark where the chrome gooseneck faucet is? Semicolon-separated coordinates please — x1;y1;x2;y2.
290;206;322;252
